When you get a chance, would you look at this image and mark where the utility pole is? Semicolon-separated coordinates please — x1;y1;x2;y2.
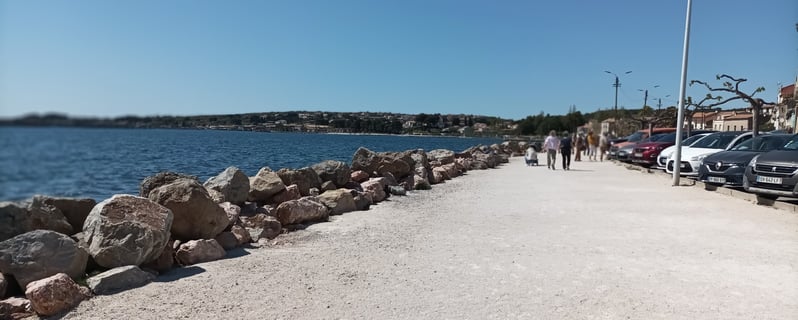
605;70;632;133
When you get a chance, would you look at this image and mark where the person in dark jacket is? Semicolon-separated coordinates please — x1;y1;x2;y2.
559;131;573;170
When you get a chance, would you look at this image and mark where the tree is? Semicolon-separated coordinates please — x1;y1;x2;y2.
691;74;773;137
683;93;723;135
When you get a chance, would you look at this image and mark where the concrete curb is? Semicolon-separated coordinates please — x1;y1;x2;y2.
614;160;798;213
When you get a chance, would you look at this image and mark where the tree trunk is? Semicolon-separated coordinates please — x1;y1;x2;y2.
752;105;760;137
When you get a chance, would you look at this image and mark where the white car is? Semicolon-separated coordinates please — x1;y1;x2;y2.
666;131;756;176
655;132;713;170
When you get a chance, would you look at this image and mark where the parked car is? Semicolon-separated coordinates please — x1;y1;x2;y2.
655;132;713;170
633;130;715;167
743;134;798;199
617;133;670;163
609;128;677;160
698;134;792;186
666;131;756;177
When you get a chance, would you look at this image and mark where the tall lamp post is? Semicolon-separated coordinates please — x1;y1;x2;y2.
605;70;633;125
638;85;661;109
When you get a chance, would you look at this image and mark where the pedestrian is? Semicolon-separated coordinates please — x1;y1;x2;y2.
599;132;610;162
559;131;573;170
524;145;539;166
587;130;598;161
543;130;560;170
574;133;584;161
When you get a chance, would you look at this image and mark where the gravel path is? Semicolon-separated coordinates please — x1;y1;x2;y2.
65;157;798;319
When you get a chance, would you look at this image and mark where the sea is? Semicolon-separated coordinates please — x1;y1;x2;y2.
0;127;502;202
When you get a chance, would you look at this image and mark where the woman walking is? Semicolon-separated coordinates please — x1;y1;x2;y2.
587;130;598;161
543;130;560;170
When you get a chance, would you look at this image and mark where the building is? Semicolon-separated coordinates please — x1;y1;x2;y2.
712;111;753;131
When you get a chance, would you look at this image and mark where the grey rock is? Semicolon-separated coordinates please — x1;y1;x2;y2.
141;240;174;273
353;192;372;211
175;239;226;266
0;202;30;242
218;202;241;229
139;172;199;198
36;196;96;233
204;166;250;205
0;230;88;289
256;216;282;240
87;265;155;295
276;167;322;197
311;160;352;187
83;195;173;268
214;232;238;250
320;181;337;192
247;168;286;203
275;197;329;225
0;273;6;299
427;149;455;165
317;189;357;215
148;178;228;240
27;197;73;236
389;186;407;196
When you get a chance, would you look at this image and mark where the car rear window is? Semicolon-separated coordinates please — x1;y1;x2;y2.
690;133;739;149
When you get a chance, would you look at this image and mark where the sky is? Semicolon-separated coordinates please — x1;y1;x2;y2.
1;0;796;121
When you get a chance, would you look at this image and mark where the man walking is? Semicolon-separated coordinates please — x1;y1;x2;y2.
543;130;559;170
559;131;573;170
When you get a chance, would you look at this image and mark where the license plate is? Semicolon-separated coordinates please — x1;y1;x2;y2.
708;176;726;183
634;153;643;157
756;176;782;184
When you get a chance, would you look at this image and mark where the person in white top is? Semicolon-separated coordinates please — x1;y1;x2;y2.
524;145;539;166
542;130;560;170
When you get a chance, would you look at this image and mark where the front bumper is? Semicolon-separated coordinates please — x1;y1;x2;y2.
697;164;745;186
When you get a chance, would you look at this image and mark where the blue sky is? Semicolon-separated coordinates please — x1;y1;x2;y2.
1;0;796;120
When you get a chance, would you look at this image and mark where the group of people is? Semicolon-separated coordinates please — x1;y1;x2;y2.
524;130;611;170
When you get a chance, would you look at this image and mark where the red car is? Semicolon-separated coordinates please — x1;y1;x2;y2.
630;133;675;166
631;131;715;167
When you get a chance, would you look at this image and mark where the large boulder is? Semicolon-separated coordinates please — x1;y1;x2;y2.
204;167;250;205
36;196;96;233
431;167;449;184
139;172;199;198
214;232;238;250
311;160;351;187
83;195;173;268
230;225;252;245
317;189;357;215
274;197;329;225
0;202;30;242
410;150;432;180
87;265;155;295
361;178;387;202
270;184;301;205
148;178;228;241
351;148;414;179
473;152;498;168
247;168;286;203
0;230;88;289
276;168;321;197
27;198;73;236
401;174;431;191
427;149;455;165
25;273;90;317
175;239;226;266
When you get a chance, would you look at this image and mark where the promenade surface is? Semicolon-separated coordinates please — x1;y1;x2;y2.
66;157;798;320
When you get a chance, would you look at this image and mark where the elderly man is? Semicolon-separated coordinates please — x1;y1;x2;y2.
543;130;560;170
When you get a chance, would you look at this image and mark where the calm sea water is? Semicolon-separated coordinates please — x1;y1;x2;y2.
0;127;501;201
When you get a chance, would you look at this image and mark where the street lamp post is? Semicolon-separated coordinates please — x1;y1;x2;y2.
605;70;632;128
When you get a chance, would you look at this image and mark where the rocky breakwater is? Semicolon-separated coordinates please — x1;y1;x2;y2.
0;144;512;318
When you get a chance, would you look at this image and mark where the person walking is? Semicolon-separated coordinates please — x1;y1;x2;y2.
559;131;573;170
599;132;610;162
587;130;598;161
574;133;584;161
543;130;560;170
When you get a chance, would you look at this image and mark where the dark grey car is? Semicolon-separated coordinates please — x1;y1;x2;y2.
699;134;792;186
743;134;798;199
